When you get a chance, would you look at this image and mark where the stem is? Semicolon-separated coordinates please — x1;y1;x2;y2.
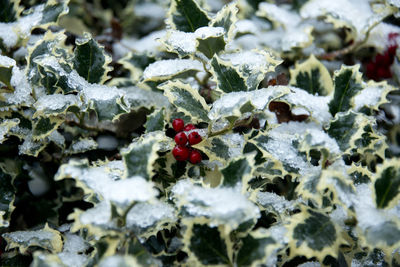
119;202;137;227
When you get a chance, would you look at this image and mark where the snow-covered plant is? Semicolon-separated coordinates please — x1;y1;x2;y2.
1;0;400;266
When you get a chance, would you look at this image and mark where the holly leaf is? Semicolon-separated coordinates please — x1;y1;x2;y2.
287;207;344;261
210;2;238;40
210;55;247;93
142;59;203;82
0;55;15;90
373;159;400;209
221;156;253;188
159;80;210;123
328;65;364;116
0;165;16;228
289;55;333;96
32;116;63;141
167;0;210;32
3;224;63;254
145;108;165;133
73;33;112;84
0;0;21;23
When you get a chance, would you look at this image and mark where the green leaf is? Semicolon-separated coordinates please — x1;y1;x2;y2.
221;157;253;188
0;165;16;228
196;29;226;59
364;221;400;250
185;222;231;265
210;2;238;40
160;80;210;123
142;59;203;82
33;94;81;118
145;108;165;133
328;65;364;116
236;231;277;267
66;138;98;155
0;55;15;90
0;0;21;22
73;33;112;84
289;55;333;96
39;0;69;26
210;55;247;93
3;224;63;254
0;118;19;144
327;111;381;155
122;132;165;180
288;207;343;261
168;0;210;32
374;160;400;209
32;116;63;140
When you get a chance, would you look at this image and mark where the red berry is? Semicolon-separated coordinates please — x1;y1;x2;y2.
188;131;202;145
184;124;196;131
172;118;184;132
189;150;202;164
172;145;189;161
377;67;392;79
174;132;187;145
375;53;390;66
366;62;377;80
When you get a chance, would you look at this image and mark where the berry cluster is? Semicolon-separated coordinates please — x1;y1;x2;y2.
366;33;398;81
171;119;202;164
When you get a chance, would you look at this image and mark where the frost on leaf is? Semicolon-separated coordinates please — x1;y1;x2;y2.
3;224;63;254
195;133;245;162
65;138;98;154
210;2;238;40
33;94;81;118
0;118;19;144
172;179;260;229
0;165;16;228
353;81;397;112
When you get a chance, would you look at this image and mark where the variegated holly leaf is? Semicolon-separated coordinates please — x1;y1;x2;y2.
121;86;170;112
167;0;210;32
142;59;203;82
172;179;260;228
98;255;150;267
287;207;344;261
182;219;233;266
159;80;210;123
193;133;245;162
32;116;63;140
118;52;155;84
373;159;400;209
347;164;372;185
0;0;22;23
220;156;253;188
0;165;16;228
210;2;238;40
0;0;69;48
208;86;290;123
327;111;386;157
353;80;397;113
145;108;165;133
122;132;168;180
3;224;63;254
289;55;334;96
256;2;314;52
236;230;279;267
162;26;225;58
0;55;15;91
210;55;247;93
65;138;98;155
220;50;282;90
0;118;19;144
300;0;396;42
329;65;364;116
33;94;81;118
73;33;112;84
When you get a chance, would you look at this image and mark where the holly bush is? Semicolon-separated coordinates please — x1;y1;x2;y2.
1;0;400;266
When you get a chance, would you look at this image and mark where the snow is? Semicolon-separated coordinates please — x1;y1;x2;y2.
256;191;297;213
303;127;341;155
126;202;176;230
221;50;272;71
63;233;88;253
119;30;165;53
164;30;197;54
142;59;203;80
3;227;55;244
282;86;332;124
195;26;224;39
258;3;300;28
34;94;80;113
48;130;65;147
96;135;118;151
135;3;165;19
268;225;289;244
234;19;258;35
2;66;34;106
68;139;98;154
354;85;385;111
298;262;321;267
80;201;112;226
258;122;320;176
57;253;88;267
0;55;16;67
171;179;260;227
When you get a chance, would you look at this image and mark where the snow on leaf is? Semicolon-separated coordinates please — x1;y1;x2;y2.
65;138;98;155
300;0;396;42
3;224;63;254
0;118;19;144
160;80;210;123
210;55;247;93
167;0;210;32
210;2;238;40
33;94;81;118
172;179;260;229
0;165;16;228
142;59;203;82
354;80;397;112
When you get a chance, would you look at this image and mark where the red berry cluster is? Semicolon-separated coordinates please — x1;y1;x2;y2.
366;33;398;81
171;119;202;164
